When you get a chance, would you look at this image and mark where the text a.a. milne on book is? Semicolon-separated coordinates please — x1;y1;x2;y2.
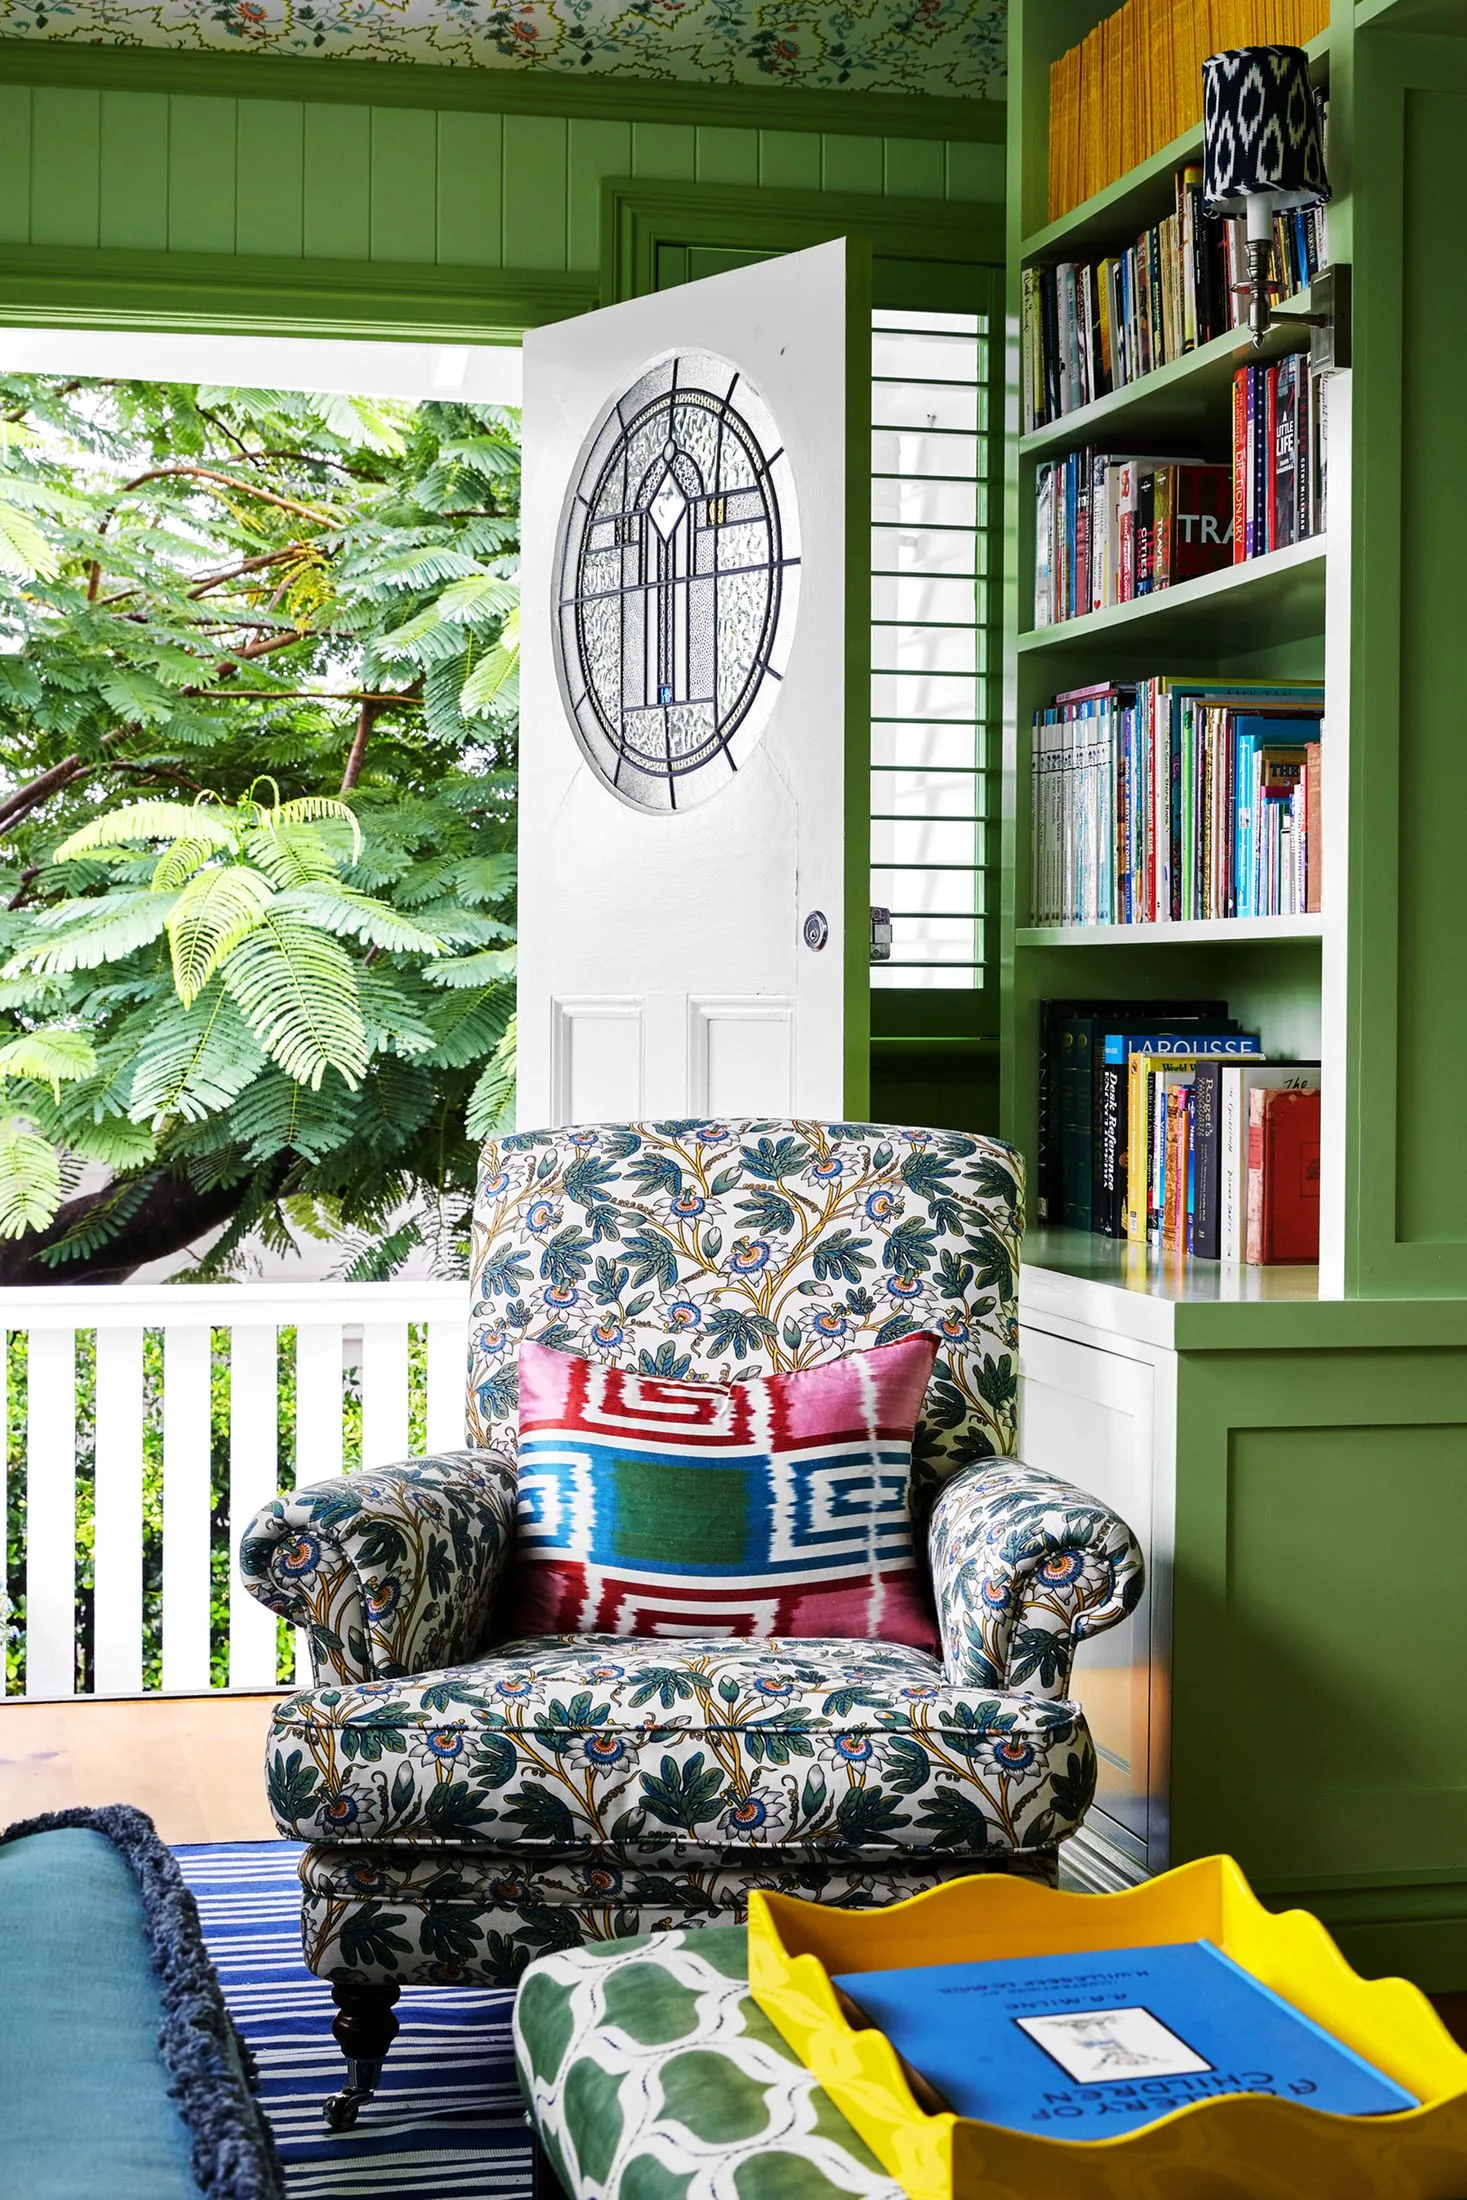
832;1941;1415;2139
1246;1084;1323;1266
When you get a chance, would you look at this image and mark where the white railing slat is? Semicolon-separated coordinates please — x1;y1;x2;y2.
426;1317;468;1453
228;1325;281;1691
162;1324;214;1694
2;1281;469;1700
93;1327;145;1696
361;1322;411;1470
294;1323;343;1489
25;1329;77;1699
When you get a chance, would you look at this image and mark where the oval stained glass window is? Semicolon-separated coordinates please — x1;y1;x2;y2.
552;350;801;813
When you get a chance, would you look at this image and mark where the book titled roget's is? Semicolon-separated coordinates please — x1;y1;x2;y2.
834;1940;1415;2139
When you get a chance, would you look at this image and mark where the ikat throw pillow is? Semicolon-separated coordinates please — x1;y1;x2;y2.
510;1331;942;1650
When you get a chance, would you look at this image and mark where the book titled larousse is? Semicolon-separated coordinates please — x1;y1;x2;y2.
835;1940;1414;2139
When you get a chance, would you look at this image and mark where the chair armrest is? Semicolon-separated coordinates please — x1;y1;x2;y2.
927;1459;1144;1700
238;1448;517;1685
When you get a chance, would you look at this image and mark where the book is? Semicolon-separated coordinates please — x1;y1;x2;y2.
1031;678;1324;926
1127;1037;1263;1246
1246;1085;1323;1265
834;1939;1415;2137
1096;1022;1244;1240
1220;1065;1321;1260
1036;996;1227;1227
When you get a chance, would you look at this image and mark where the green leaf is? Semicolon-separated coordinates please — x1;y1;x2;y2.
466;1014;516;1139
0;1027;95;1093
128;989;267;1125
57;802;236;864
5;892;177;977
278;883;446;956
0;1123;61;1236
0;495;59;579
422;947;516;989
166;864;274;1004
222;912;367;1090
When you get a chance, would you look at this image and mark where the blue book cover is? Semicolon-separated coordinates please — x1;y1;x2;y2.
833;1940;1416;2139
1102;1032;1262;1065
1233;713;1320;919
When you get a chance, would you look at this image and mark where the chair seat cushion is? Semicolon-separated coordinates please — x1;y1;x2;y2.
267;1633;1094;1860
511;1332;942;1650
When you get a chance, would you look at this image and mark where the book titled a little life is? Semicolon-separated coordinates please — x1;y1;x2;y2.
832;1941;1416;2138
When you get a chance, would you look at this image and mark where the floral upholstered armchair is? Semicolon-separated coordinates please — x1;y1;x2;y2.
240;1120;1144;2127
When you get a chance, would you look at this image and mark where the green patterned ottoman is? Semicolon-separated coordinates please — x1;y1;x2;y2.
514;1927;902;2200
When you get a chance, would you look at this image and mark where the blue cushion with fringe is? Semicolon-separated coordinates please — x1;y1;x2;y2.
0;1806;282;2200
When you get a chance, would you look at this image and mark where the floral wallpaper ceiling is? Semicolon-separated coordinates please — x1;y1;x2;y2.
0;1;1007;97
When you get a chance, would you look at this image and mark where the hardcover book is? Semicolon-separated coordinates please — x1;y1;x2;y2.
1246;1085;1323;1265
833;1940;1415;2139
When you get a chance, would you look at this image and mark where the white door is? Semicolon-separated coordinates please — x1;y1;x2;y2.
517;239;870;1129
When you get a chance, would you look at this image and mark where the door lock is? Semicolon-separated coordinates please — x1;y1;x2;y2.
803;910;829;952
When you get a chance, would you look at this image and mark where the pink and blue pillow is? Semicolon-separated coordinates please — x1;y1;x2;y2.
509;1331;941;1652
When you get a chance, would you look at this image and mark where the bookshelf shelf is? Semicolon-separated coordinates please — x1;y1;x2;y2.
1017;534;1327;657
1016;917;1324;947
1024;1225;1320;1307
1019;28;1330;264
1019;314;1313;462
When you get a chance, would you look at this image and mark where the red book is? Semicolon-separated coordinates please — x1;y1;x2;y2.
1246;1086;1322;1265
1232;368;1248;564
1169;463;1233;582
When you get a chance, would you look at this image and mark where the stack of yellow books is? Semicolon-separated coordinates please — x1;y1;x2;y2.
1048;0;1329;224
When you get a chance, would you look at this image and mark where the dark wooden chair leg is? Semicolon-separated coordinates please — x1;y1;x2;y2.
323;1980;401;2131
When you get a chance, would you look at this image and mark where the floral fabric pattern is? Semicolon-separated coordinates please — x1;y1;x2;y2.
0;2;1009;99
469;1121;1025;1504
265;1633;1093;1859
298;1845;1043;1987
929;1460;1147;1701
515;1926;905;2198
238;1116;1144;1998
239;1450;517;1685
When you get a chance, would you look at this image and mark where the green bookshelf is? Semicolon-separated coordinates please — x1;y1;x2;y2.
997;0;1467;1993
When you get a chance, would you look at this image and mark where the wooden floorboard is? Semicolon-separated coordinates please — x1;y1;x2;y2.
0;1692;283;1843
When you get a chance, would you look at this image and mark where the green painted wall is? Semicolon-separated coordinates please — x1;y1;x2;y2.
0;80;1003;275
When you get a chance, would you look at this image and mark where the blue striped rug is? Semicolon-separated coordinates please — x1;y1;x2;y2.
176;1842;531;2200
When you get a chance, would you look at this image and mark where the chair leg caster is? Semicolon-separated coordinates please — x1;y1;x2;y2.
324;1980;400;2131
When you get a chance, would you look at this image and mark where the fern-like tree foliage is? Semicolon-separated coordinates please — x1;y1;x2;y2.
0;374;519;1281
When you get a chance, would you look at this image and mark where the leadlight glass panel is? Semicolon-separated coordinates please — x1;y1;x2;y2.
553;350;801;813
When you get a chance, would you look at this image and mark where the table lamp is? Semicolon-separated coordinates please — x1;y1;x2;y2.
1203;45;1331;348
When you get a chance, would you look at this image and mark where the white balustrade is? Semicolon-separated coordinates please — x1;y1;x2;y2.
0;1280;470;1703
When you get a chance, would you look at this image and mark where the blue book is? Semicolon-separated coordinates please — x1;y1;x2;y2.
833;1940;1415;2139
1232;713;1321;919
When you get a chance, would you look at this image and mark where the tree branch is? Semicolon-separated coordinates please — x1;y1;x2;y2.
340;697;380;793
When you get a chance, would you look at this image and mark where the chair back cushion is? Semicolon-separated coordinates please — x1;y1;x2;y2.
509;1330;942;1648
467;1120;1023;1500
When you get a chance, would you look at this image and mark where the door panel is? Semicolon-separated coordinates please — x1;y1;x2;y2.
518;239;870;1129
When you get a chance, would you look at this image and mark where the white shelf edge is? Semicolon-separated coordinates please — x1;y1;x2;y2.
1016;917;1324;947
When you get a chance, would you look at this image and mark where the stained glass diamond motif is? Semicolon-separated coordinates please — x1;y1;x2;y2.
552;350;802;814
649;468;689;541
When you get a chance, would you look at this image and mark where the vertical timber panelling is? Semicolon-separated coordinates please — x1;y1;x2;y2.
168;94;237;255
99;92;168;252
304;104;370;261
0;85;30;245
437;110;504;268
235;99;303;257
1392;75;1467;1263
31;87;100;248
503;114;568;270
566;119;630;268
0;71;1004;289
371;107;438;263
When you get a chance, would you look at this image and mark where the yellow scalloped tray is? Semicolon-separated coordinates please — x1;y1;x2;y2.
747;1857;1467;2200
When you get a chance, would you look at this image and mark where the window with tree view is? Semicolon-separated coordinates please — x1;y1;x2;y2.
0;374;520;1282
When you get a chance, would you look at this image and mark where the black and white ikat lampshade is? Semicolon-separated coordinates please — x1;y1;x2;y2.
1202;46;1331;216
